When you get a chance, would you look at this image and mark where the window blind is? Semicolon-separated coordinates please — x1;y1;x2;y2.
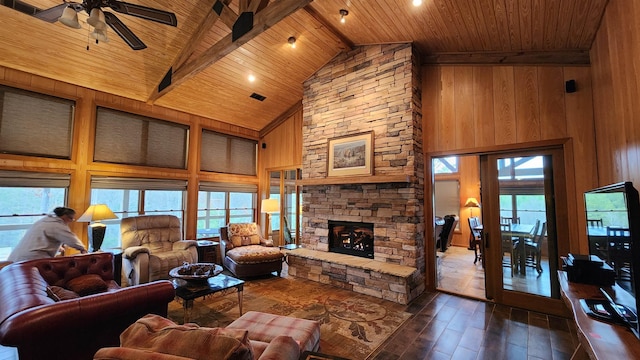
91;176;187;190
94;107;188;169
0;86;74;159
199;181;257;193
0;171;70;188
200;129;257;175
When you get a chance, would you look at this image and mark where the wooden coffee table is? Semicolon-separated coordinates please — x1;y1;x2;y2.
170;272;244;323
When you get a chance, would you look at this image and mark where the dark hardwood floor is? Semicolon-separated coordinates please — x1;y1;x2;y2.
369;291;580;360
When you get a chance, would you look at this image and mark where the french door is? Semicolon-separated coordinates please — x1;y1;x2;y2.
480;148;570;316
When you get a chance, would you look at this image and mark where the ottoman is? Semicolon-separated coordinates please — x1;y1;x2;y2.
226;311;321;353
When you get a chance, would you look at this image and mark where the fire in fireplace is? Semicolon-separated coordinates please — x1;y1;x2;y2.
328;220;374;259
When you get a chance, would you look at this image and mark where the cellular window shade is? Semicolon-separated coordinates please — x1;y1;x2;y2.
94;108;188;169
199;181;257;193
0;171;70;188
434;180;460;219
0;87;74;159
201;130;257;175
91;176;187;190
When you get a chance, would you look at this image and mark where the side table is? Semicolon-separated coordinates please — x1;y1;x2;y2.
103;248;123;286
196;240;219;264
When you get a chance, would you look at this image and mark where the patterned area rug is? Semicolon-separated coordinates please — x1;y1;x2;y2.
167;274;411;360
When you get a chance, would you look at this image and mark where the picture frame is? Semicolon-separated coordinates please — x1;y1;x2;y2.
327;131;374;177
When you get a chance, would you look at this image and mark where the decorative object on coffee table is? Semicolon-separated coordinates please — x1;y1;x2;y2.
169;263;223;282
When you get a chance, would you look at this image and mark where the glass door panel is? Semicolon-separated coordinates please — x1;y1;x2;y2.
482;149;567;316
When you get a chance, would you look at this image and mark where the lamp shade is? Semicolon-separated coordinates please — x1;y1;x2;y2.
261;198;279;214
464;197;480;208
58;6;81;29
77;204;118;223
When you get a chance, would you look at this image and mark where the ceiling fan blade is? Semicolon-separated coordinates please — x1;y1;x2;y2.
104;11;147;50
107;1;177;27
0;1;68;22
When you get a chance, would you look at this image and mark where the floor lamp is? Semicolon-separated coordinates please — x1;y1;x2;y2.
261;198;279;240
77;204;118;252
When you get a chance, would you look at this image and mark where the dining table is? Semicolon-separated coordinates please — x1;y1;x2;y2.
502;223;536;275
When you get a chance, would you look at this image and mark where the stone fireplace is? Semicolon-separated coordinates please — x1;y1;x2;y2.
328;220;374;259
286;43;426;304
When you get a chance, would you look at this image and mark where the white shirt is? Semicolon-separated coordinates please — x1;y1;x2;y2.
8;215;86;262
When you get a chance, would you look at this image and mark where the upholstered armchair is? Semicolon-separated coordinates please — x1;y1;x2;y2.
120;215;198;286
220;223;284;278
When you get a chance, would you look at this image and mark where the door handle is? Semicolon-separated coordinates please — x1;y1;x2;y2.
484;232;489;248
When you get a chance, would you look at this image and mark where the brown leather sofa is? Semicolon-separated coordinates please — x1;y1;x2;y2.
0;252;175;360
220;223;284;278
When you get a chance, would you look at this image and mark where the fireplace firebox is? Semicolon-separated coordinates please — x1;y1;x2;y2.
328;220;374;259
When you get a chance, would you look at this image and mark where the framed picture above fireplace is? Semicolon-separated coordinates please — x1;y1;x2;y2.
327;131;374;177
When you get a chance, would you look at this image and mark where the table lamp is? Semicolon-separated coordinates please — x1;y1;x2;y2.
464;197;480;217
261;198;280;239
77;204;118;252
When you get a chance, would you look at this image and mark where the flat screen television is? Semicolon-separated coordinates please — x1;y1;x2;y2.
584;181;640;337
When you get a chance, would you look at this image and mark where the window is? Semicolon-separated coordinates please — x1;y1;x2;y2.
94;107;189;169
89;177;187;249
433;156;458;174
200;129;257;175
498;156;546;224
0;171;70;260
197;182;257;238
0;85;74;159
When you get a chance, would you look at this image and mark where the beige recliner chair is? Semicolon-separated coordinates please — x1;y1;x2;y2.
120;215;198;286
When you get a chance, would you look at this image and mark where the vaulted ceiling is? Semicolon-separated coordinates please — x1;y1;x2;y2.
0;0;608;132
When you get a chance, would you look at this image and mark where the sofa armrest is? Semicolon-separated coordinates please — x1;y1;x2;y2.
172;240;197;251
123;246;150;259
258;336;300;360
260;238;274;247
94;347;194;360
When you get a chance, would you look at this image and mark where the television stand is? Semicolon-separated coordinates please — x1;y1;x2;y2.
558;271;640;359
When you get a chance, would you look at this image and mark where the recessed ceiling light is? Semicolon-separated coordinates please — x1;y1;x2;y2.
248;74;256;82
412;0;422;6
288;36;296;48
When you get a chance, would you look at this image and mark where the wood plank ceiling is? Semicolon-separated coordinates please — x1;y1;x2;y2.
0;0;608;132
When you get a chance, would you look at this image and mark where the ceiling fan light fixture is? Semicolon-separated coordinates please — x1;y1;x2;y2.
90;27;109;43
87;8;107;30
339;9;348;24
59;6;81;29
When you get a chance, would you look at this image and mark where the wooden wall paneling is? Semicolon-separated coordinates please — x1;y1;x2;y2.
531;0;545;49
422;66;441;153
440;67;456;150
514;66;541;142
454;67;474;148
505;0;522;50
542;0;561;49
492;67;517;145
564;66;597;254
538;67;567;139
456;155;481;248
472;67;495;147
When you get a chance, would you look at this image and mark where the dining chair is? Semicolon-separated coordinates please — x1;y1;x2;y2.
468;217;482;264
525;221;546;274
606;226;632;281
501;223;517;276
500;216;521;225
587;218;604;227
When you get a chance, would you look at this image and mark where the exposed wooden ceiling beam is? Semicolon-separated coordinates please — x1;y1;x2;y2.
149;0;312;102
422;50;590;65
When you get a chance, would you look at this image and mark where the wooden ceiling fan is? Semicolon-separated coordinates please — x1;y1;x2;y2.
3;0;177;50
